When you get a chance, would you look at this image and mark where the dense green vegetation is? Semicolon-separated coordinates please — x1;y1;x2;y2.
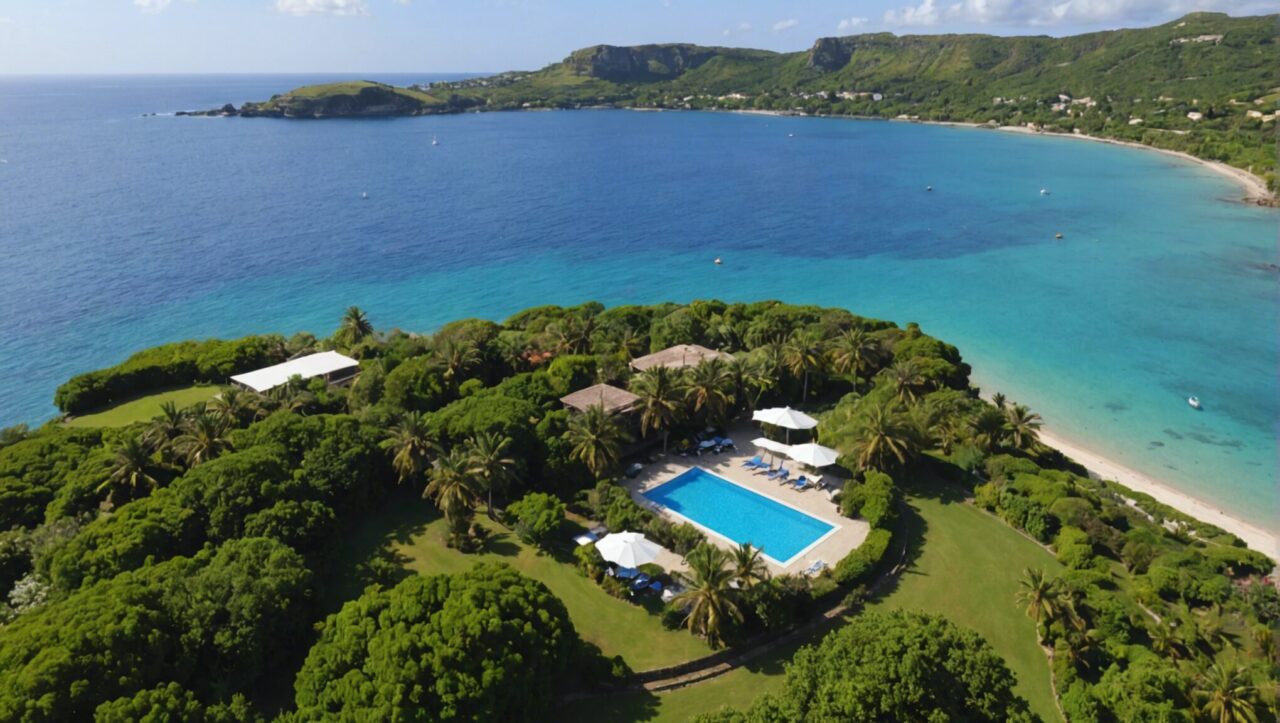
63;385;222;428
1;299;1274;720
223;13;1279;194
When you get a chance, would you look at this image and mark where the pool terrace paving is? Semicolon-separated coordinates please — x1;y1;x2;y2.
624;424;869;575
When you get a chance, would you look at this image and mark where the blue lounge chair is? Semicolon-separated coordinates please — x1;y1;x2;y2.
630;574;651;590
767;466;789;480
648;580;663;593
741;455;765;469
616;567;639;580
793;476;809;491
803;560;828;577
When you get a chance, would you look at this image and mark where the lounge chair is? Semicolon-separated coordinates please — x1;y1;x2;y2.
630;574;651;590
648;580;663;594
616;567;639;580
741;455;765;469
803;560;828;577
793;476;809;491
767;466;790;481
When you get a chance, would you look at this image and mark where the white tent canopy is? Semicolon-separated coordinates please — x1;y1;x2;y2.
751;406;818;430
751;437;792;455
230;351;359;393
595;531;662;568
786;443;840;468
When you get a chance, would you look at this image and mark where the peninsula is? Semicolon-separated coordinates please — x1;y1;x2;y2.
185;11;1280;201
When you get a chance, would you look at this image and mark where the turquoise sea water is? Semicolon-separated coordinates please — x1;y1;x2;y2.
0;76;1275;530
643;467;835;564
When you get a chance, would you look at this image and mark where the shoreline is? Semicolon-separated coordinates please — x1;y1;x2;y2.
719;109;1275;206
1037;427;1278;559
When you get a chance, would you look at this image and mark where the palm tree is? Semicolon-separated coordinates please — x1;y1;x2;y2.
424;447;481;543
1016;568;1062;638
97;435;160;502
1149;620;1185;661
968;407;1009;454
547;314;594;355
567;404;631;479
336;305;374;348
211;387;255;428
848;400;917;471
144;401;188;461
781;331;824;401
433;336;482;389
173;409;231;467
731;543;769;590
674;544;743;648
630;366;685;453
1004;403;1043;451
991;392;1008;410
383;411;436;486
685;358;734;426
1248;625;1276;665
828;328;882;391
1196;661;1260;723
467;432;517;520
886;358;927;404
736;356;778;410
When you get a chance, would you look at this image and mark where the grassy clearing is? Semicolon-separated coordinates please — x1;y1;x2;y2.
64;385;221;428
329;496;712;671
562;474;1063;722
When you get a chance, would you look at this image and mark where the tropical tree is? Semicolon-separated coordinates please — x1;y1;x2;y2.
730;543;769;590
467;431;517;520
968;407;1009;454
992;392;1008;410
383;411;437;486
674;544;743;647
173;409;231;467
210;387;255;428
433;336;482;389
425;447;481;544
828;328;882;391
848;400;917;472
734;355;778;410
1004;403;1043;451
547;314;594;355
144;401;188;461
97;435;160;502
630;365;685;453
566;404;631;479
685;357;734;426
1149;620;1186;661
1016;568;1062;639
1195;661;1260;723
336;305;374;348
781;330;824;401
886;358;927;404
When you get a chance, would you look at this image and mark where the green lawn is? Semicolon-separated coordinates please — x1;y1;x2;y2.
562;475;1063;722
336;497;712;671
64;385;222;428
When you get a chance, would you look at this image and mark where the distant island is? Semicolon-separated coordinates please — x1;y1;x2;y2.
183;11;1279;202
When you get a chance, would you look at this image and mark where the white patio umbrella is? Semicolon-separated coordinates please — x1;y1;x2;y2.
751;406;818;442
596;531;662;568
786;442;840;468
751;437;792;467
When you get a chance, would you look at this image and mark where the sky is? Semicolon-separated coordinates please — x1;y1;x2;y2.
0;0;1277;74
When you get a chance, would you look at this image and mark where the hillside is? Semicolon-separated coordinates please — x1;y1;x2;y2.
198;13;1280;195
180;80;454;118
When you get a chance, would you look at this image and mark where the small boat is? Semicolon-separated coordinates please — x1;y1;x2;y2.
1188;396;1202;410
361;192;368;200
714;257;722;265
1055;232;1064;239
431;135;439;146
926;185;933;192
788;133;794;138
1040;188;1050;196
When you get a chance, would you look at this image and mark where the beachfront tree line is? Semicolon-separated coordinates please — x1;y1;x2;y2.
0;300;1275;721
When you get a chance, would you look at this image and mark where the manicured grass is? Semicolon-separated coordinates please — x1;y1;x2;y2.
562;475;1063;722
64;385;221;428
341;497;712;671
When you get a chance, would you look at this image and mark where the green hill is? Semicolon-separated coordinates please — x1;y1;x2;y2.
207;13;1280;194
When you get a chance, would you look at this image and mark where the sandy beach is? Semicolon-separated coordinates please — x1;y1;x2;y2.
1037;428;1278;560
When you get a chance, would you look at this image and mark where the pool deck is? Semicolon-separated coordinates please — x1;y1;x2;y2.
624;423;870;575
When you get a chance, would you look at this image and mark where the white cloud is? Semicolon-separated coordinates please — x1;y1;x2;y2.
772;18;799;32
837;16;869;31
133;0;172;14
883;0;939;26
0;16;13;24
882;0;1280;29
275;0;369;16
722;21;752;36
392;0;411;4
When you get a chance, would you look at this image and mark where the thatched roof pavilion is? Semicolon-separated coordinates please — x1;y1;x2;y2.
560;383;641;415
630;344;734;372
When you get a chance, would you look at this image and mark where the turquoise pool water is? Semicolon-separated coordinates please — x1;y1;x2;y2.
643;467;836;565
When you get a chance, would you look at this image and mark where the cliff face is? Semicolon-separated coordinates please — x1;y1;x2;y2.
246;84;434;118
564;44;725;82
807;37;855;73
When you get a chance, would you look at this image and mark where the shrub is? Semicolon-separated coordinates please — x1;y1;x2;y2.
574;543;606;581
507;492;566;548
1054;526;1096;570
839;470;897;529
834;528;893;584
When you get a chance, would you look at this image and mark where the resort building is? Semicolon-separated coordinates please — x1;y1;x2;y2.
229;350;359;393
630;344;733;372
559;383;640;416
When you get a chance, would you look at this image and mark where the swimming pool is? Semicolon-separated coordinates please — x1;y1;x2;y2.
642;467;837;566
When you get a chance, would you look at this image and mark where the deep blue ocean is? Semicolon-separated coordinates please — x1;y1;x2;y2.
0;75;1276;530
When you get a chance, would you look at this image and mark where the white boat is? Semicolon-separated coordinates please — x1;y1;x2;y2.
431;135;439;146
714;257;722;265
361;192;368;200
1188;396;1202;410
926;185;933;192
1040;188;1050;196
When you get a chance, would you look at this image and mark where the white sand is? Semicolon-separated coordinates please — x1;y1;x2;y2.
1038;429;1278;559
